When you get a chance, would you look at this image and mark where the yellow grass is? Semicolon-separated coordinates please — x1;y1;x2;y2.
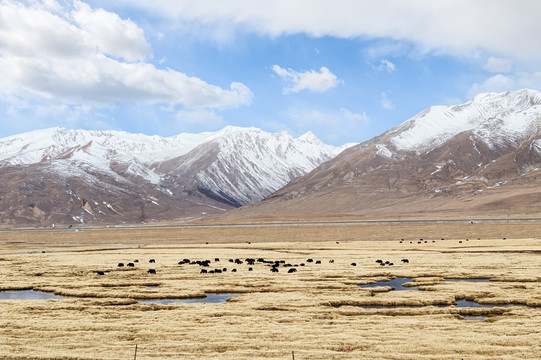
0;222;540;359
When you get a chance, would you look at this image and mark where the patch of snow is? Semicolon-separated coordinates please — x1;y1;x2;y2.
375;144;393;158
486;180;509;189
431;165;442;175
195;202;227;211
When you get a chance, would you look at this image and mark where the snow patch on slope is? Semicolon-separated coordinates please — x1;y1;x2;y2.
389;89;541;152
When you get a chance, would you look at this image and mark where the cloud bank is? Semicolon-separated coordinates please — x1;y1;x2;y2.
0;0;253;109
120;0;541;64
469;72;541;98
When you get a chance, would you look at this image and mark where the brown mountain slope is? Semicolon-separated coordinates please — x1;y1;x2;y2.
221;90;541;220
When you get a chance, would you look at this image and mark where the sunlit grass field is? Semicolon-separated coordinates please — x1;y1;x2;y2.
0;222;540;359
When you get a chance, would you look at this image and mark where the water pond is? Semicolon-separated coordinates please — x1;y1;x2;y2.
358;277;417;291
0;289;241;304
463;316;487;321
138;293;241;304
359;277;494;291
0;289;66;300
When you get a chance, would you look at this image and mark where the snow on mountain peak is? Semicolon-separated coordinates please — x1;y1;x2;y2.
298;131;321;144
193;127;350;205
0;125;355;207
388;89;541;152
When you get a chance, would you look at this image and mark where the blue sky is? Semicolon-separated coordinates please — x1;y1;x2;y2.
1;1;541;145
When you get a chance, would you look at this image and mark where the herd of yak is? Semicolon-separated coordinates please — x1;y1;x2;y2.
96;256;410;276
93;236;491;276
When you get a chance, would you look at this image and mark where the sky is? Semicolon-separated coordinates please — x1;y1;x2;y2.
1;0;541;145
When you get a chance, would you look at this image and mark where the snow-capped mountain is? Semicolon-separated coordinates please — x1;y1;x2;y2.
0;126;353;226
235;89;541;218
374;89;541;155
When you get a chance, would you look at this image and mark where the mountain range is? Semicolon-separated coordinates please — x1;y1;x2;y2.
232;89;541;220
3;89;541;227
0;126;352;227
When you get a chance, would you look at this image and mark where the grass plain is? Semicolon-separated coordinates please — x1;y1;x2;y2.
0;221;540;359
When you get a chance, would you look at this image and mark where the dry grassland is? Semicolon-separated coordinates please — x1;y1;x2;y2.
0;222;540;359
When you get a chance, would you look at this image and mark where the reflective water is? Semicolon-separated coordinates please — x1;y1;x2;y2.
0;290;240;304
358;277;418;291
454;299;532;309
138;293;241;304
0;289;66;300
463;316;486;321
359;277;497;291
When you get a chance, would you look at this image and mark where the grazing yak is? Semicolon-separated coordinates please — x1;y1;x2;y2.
148;269;156;274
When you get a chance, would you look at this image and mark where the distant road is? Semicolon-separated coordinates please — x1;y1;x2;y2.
2;217;541;233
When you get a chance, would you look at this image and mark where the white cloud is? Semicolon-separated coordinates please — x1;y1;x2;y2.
378;59;396;73
484;57;513;73
119;0;541;64
72;0;151;62
469;72;541;98
380;91;395;109
0;0;252;109
272;65;341;94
